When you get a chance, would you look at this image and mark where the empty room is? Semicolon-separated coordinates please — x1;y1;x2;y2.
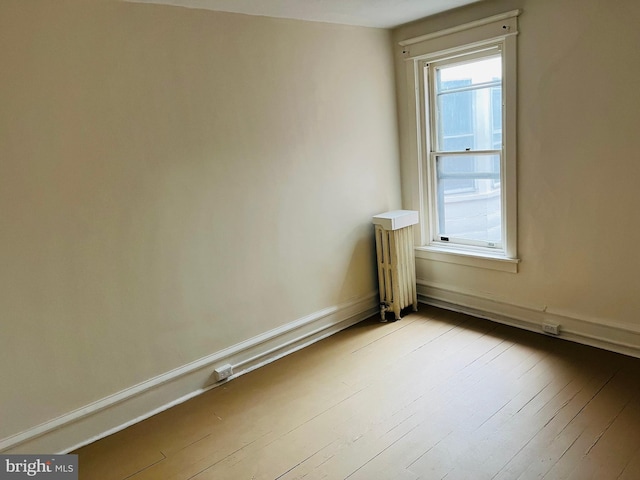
2;0;640;478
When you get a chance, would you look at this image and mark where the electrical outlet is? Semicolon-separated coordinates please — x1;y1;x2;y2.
542;323;560;336
214;364;233;382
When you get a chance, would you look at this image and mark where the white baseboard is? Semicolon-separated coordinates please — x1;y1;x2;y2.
1;292;379;455
417;280;640;359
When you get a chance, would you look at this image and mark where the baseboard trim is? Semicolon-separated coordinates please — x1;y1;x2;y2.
417;280;640;359
1;292;379;454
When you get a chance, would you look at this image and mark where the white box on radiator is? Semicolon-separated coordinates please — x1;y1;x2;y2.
373;210;419;322
372;210;419;231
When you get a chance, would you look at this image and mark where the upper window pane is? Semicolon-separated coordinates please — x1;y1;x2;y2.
434;55;502;152
436;56;501;92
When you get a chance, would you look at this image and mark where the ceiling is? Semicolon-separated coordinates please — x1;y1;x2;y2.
127;0;483;29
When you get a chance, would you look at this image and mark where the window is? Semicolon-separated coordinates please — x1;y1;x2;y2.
400;11;520;272
427;48;503;249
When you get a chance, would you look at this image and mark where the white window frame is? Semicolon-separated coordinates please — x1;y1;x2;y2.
400;10;520;273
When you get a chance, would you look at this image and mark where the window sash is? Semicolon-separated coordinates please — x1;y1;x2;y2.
432;152;503;248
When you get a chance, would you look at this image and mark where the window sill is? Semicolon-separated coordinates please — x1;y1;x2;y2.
415;245;520;273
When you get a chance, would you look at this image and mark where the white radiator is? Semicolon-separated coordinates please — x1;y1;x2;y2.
373;210;419;321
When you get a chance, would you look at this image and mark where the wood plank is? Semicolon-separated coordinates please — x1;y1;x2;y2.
184;315;501;479
72;308;640;480
278;324;535;478
442;342;620;479
566;391;640;480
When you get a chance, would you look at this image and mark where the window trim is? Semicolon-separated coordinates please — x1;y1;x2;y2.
400;10;520;271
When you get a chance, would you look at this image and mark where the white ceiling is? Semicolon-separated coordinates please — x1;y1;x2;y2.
127;0;483;29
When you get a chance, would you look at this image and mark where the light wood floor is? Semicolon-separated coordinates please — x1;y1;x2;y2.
74;306;640;479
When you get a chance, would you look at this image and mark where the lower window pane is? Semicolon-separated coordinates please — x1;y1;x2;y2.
436;155;501;244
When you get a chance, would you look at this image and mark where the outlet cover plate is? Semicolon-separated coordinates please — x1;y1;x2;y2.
214;364;233;381
542;323;560;335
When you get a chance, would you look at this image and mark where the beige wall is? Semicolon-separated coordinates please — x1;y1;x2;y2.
0;1;401;441
394;0;640;339
6;0;639;452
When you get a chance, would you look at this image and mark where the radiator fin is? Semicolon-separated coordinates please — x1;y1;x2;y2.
374;224;418;321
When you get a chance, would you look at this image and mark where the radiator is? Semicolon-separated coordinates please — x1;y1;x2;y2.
373;210;419;321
